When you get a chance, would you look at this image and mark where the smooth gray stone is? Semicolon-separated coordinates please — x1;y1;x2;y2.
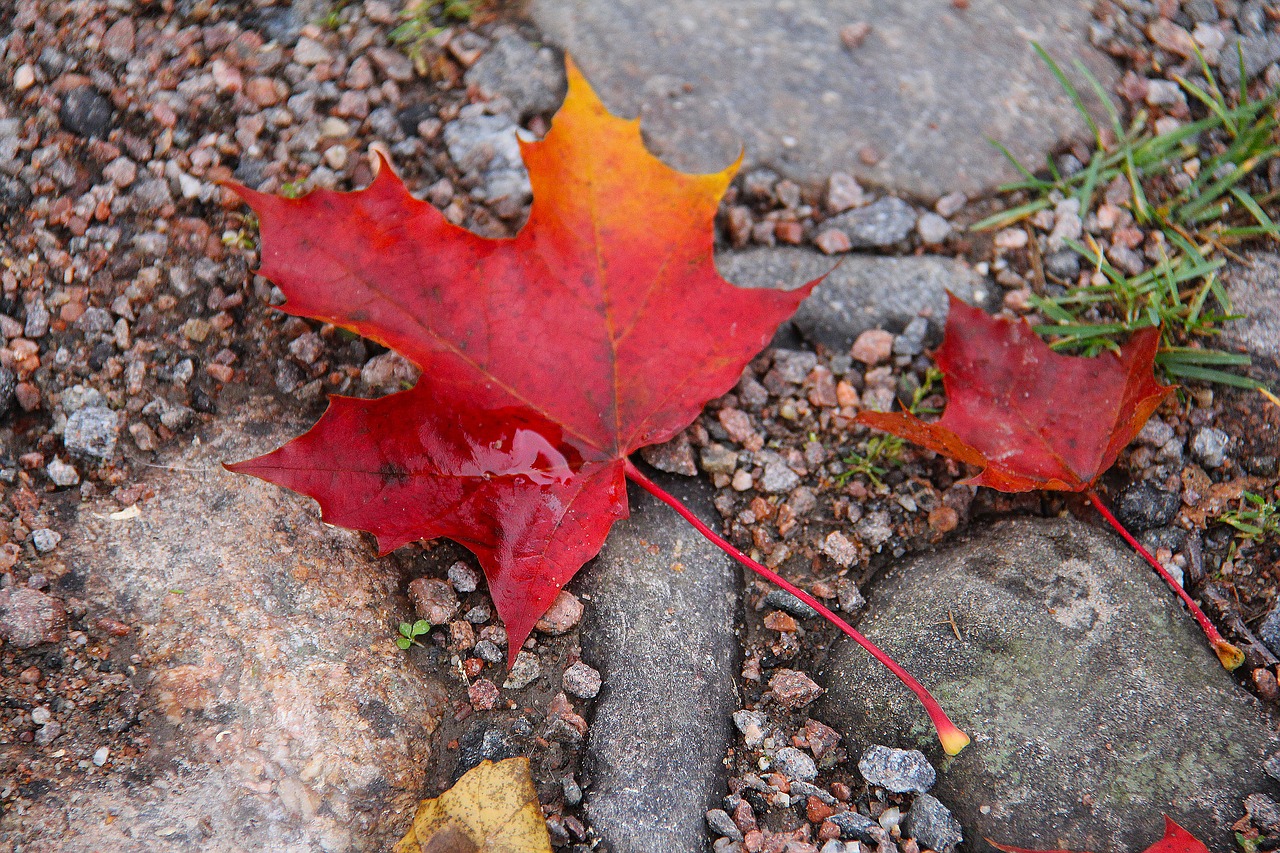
528;0;1117;199
716;247;994;352
1222;252;1280;368
820;517;1277;852
579;469;740;853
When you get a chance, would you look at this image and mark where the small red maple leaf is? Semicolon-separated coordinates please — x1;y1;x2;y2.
225;61;816;655
859;295;1243;669
859;294;1173;492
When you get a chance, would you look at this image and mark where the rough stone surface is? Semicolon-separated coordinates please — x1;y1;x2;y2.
59;86;114;138
0;588;67;649
442;112;531;215
8;398;448;851
857;745;935;793
578;469;739;853
717;247;992;352
906;794;963;853
464;32;567;119
821;518;1277;851
1222;253;1280;368
827;197;917;248
529;0;1117;198
1114;481;1181;531
62;405;120;459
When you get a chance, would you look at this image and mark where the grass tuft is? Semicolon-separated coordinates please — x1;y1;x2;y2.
976;43;1280;390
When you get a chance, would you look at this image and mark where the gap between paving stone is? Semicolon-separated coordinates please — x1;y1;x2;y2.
716;246;999;352
577;466;741;853
528;0;1117;199
6;397;448;852
819;516;1280;853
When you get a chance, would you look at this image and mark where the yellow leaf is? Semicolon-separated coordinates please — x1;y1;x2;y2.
393;758;552;853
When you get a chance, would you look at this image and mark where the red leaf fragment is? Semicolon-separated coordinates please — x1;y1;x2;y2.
858;294;1174;492
226;60;815;655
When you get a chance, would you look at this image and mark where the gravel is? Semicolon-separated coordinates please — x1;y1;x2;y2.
562;661;602;699
502;649;541;689
62;406;119;459
1114;481;1181;531
45;458;80;487
408;577;460;625
826;197;917;248
1191;427;1230;468
0;588;68;649
58;86;113;138
856;745;935;794
772;746;818;782
29;529;62;553
762;589;818;620
706;808;743;841
827;810;877;843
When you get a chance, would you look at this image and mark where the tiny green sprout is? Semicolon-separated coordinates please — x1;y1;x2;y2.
909;367;944;415
836;434;905;489
396;619;431;650
1219;491;1280;542
280;180;306;199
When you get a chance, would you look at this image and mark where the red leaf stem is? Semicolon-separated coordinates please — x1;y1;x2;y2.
623;458;971;755
1087;490;1243;670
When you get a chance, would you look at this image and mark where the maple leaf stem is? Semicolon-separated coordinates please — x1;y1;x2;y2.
623;459;970;756
1087;489;1244;670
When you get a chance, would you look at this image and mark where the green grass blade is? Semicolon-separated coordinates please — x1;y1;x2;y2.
1033;43;1101;144
970;198;1050;231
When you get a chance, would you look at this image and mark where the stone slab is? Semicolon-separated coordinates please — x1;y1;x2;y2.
578;468;741;853
528;0;1118;199
4;398;448;852
820;517;1278;852
1222;252;1280;370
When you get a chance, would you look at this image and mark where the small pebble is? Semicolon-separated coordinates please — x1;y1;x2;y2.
92;746;110;766
773;746;818;782
767;669;824;709
535;590;583;635
46;458;80;487
502;650;540;689
850;329;894;366
562;661;602;699
30;529;62;553
408;577;459;625
993;228;1028;249
707;808;744;841
14;64;36;91
448;561;479;593
468;678;500;711
762;589;818;620
906;793;963;853
1190;427;1229;468
916;212;951;243
857;744;935;793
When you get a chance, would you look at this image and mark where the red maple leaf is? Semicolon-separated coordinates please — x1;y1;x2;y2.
227;61;974;757
859;294;1172;492
858;295;1243;669
225;61;815;654
989;815;1209;853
